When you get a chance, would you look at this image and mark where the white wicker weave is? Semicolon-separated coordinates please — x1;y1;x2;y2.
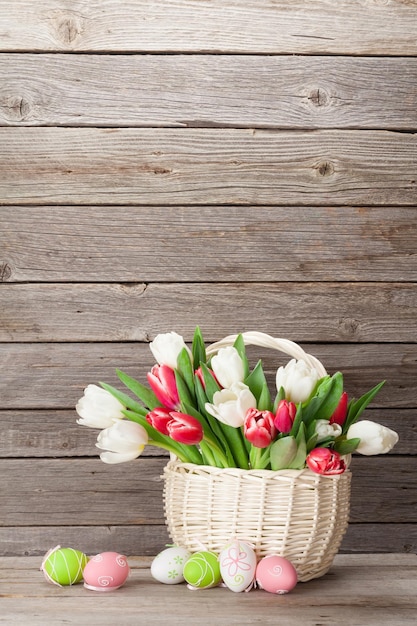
162;333;351;582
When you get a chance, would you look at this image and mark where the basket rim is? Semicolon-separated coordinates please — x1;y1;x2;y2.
164;459;351;480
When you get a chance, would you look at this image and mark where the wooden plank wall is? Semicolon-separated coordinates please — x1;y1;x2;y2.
0;1;416;557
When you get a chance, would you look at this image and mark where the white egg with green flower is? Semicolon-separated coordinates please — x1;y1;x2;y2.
151;546;191;584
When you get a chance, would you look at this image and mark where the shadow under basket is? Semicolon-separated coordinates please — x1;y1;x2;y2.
163;460;351;582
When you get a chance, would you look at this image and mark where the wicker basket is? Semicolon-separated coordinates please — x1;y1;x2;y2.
162;332;352;582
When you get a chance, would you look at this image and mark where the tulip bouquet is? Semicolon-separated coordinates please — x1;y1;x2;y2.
76;328;399;474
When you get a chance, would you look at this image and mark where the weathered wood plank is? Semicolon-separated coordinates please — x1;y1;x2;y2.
0;342;415;409
0;457;415;526
1;409;413;458
1;555;417;625
2;55;417;129
1;523;416;557
1;1;416;55
2;206;417;283
1;129;416;205
2;282;417;343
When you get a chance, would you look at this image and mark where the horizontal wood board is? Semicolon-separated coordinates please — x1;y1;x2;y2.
1;55;417;129
0;457;415;526
1;206;417;283
1;0;417;54
1;409;414;458
0;342;416;409
1;128;416;205
1;556;416;626
1;0;416;558
1;282;417;342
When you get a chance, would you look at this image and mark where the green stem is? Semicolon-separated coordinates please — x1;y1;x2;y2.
250;445;264;469
220;424;249;469
203;435;231;468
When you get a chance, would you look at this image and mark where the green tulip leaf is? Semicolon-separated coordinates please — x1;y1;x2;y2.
114;370;160;410
270;436;297;470
192;326;206;368
333;437;361;455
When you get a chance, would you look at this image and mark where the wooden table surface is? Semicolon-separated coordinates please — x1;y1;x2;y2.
1;554;416;625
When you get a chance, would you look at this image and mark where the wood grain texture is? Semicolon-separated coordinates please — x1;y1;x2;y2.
2;409;413;458
1;556;416;626
1;128;416;205
2;206;417;283
0;457;415;526
1;1;417;54
0;342;415;409
1;523;416;557
2;55;417;129
2;282;417;342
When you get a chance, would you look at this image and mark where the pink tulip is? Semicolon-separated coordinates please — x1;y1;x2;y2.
195;366;219;390
306;447;346;475
244;408;277;449
274;400;297;434
147;364;180;410
329;392;348;426
166;412;204;445
146;407;173;435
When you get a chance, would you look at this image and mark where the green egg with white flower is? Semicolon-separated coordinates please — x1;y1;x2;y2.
41;546;89;586
183;551;221;589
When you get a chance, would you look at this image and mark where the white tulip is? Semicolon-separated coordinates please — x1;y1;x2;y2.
149;332;191;369
315;419;342;442
96;420;149;464
205;382;256;428
347;420;399;456
76;384;125;428
275;358;320;404
210;346;245;389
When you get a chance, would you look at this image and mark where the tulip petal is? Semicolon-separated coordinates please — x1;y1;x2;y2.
99;449;144;464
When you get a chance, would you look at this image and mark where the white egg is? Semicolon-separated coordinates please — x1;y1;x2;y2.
151;546;191;584
219;539;257;592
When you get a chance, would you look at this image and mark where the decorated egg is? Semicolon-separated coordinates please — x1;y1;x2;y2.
219;539;257;592
151;546;191;584
183;551;221;589
40;546;89;586
255;555;298;594
83;552;130;592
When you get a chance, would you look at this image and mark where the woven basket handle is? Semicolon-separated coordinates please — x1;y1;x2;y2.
206;331;327;377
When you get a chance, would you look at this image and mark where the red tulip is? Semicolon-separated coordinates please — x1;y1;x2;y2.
244;408;277;449
329;392;348;426
146;407;173;435
166;412;204;445
306;447;346;475
274;400;297;434
147;364;180;410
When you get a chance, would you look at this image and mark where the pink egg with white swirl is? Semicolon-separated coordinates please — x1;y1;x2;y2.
83;552;130;591
255;555;297;594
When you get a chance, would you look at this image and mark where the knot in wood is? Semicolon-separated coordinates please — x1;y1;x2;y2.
0;262;12;282
315;160;335;177
54;12;85;46
3;96;31;121
309;88;329;107
338;317;360;339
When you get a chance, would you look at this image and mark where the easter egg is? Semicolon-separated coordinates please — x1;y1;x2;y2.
41;545;89;586
151;546;191;584
255;555;298;594
219;539;257;592
83;552;130;592
183;551;221;589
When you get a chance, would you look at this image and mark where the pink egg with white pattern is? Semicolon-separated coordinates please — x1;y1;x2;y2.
255;555;297;594
83;552;130;591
